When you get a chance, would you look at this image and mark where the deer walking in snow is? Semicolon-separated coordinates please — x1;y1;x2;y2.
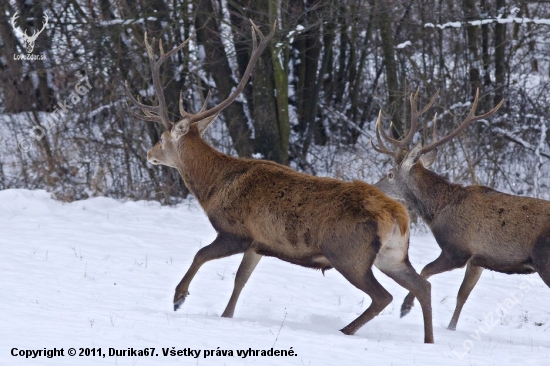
125;21;434;343
372;90;549;330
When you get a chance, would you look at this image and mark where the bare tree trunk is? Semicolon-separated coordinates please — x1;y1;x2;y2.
269;0;290;164
194;0;253;158
374;0;402;136
462;0;481;99
494;0;506;105
231;0;288;164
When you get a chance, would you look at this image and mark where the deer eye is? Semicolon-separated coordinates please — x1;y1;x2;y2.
387;171;394;180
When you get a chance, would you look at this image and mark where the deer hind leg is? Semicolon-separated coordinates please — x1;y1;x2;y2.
173;234;251;311
537;268;550;288
221;248;262;318
447;263;483;330
320;234;393;337
533;234;550;287
401;251;468;318
374;233;434;343
338;267;394;336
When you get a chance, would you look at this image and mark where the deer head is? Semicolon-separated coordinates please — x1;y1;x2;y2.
372;89;504;200
125;20;275;169
11;11;48;54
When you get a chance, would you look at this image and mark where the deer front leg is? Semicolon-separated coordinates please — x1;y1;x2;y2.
448;263;483;330
221;248;262;318
173;234;251;311
401;251;467;317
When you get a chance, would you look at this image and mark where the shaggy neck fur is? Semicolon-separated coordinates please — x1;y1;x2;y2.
174;126;233;206
406;164;464;225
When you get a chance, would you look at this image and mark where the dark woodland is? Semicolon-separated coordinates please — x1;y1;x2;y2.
1;0;549;203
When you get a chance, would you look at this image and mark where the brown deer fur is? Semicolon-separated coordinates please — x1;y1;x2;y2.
126;25;433;342
377;151;550;330
372;90;549;331
148;124;434;342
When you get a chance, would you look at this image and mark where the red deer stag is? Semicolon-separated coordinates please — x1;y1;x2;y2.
125;21;434;343
371;90;550;330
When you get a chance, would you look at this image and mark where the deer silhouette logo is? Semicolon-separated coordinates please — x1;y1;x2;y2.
10;11;48;54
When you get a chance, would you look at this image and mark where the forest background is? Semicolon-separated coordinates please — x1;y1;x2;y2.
1;0;549;204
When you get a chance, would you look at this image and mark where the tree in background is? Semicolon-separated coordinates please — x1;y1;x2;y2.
0;0;549;201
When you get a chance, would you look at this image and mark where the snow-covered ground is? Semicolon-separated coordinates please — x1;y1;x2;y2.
1;189;548;365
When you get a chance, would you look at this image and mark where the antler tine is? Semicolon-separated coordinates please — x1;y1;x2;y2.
126;103;165;122
377;117;401;147
178;89;211;119
420;89;504;154
418;89;440;115
124;80;168;126
250;20;259;53
399;88;440;149
199;91;212;113
188;20;277;123
373;110;401;161
130;32;191;130
432;112;438;142
27;13;49;40
125;32;192;130
371;89;442;161
124;81;159;114
11;11;25;36
371;138;398;157
145;34;172;129
161;36;190;59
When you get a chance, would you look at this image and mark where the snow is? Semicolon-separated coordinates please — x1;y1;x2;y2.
425;8;550;30
396;41;412;49
1;189;549;365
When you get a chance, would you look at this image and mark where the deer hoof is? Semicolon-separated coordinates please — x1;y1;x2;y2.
173;291;189;311
221;310;234;318
173;298;185;311
339;326;356;336
400;303;413;318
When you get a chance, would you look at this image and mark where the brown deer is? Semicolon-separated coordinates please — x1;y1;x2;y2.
372;90;550;330
125;21;434;343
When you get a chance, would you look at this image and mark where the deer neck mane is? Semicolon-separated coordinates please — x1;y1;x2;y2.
407;164;463;225
175;127;231;205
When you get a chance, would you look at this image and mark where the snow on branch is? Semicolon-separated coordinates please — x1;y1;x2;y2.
97;17;157;27
425;8;550;30
478;120;550;160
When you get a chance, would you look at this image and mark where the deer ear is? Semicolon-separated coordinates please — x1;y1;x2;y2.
419;148;437;168
400;141;423;170
171;118;190;140
197;114;219;135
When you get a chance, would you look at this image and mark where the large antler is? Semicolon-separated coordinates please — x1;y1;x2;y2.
371;89;439;161
419;89;503;155
125;34;190;130
10;12;48;40
126;20;276;131
10;12;25;37
24;13;48;42
372;89;503;162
